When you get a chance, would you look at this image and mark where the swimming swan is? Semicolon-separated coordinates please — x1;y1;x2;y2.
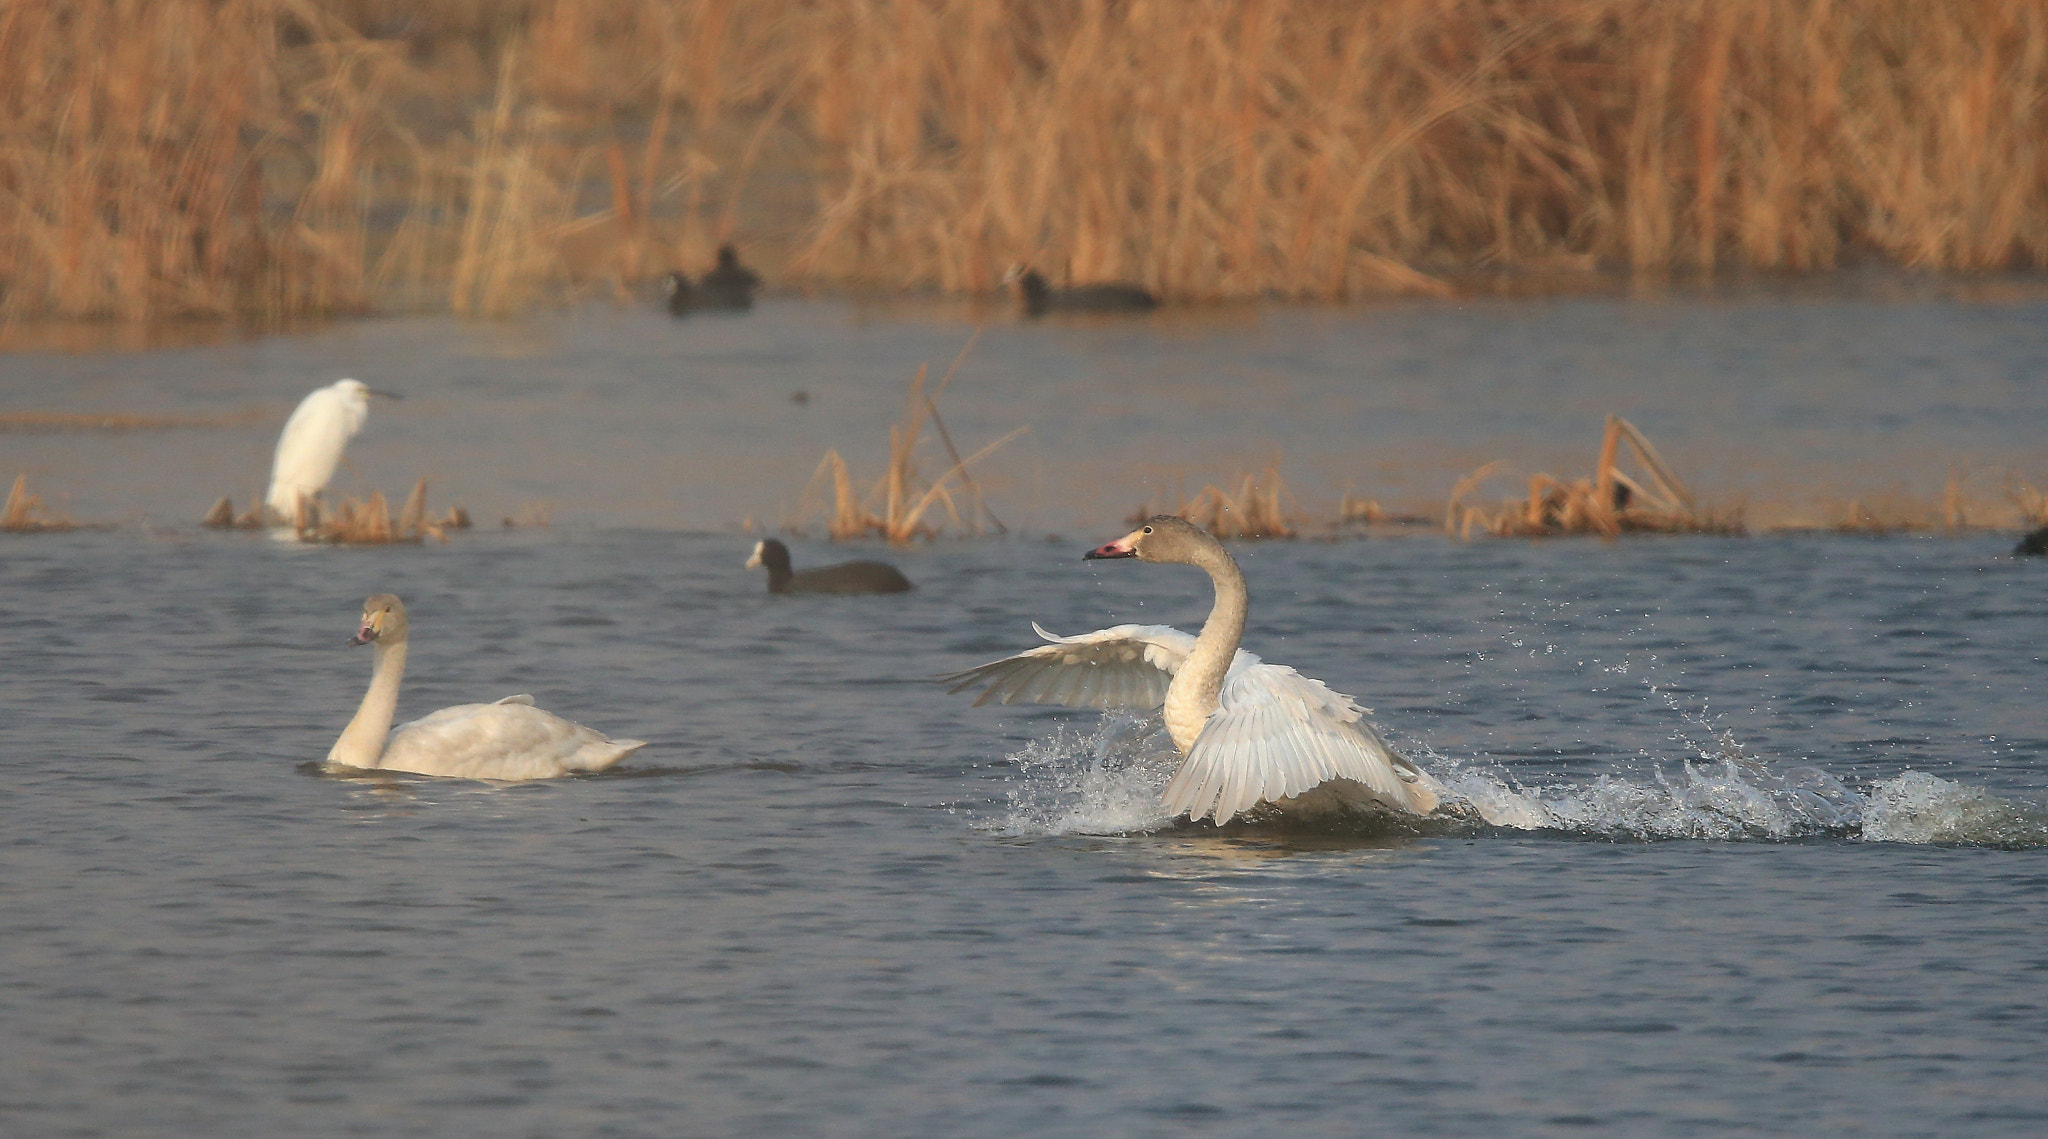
325;594;646;780
944;515;1441;824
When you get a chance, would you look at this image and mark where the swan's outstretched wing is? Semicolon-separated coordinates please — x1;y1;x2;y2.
1163;657;1440;823
941;623;1198;710
266;385;369;514
378;701;645;780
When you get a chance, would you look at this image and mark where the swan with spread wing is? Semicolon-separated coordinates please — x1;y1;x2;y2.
944;516;1442;824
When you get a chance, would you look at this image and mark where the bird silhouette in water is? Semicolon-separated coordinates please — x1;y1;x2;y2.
2017;525;2048;556
662;245;761;316
1003;264;1156;318
745;539;912;594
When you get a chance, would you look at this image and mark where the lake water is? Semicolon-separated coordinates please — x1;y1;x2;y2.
3;290;2047;1138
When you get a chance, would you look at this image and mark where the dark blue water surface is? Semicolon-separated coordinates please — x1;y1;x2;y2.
3;293;2047;1138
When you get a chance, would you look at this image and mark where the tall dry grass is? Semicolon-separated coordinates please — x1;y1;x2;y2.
1448;415;1743;539
790;342;1021;544
7;1;2048;322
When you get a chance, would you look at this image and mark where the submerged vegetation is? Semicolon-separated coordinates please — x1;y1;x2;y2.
5;1;2048;323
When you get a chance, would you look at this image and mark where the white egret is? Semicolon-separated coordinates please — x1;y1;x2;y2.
265;378;399;526
325;594;646;781
944;515;1441;824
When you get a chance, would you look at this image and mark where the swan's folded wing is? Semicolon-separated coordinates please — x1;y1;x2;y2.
1163;661;1439;823
383;703;643;780
940;624;1195;710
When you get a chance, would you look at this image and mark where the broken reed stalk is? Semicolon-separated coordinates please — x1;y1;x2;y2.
1448;416;1737;539
794;358;1020;544
2;474;76;533
1147;466;1298;539
214;479;460;543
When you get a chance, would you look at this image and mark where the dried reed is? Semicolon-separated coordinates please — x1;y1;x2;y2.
791;347;1021;544
9;2;2048;322
292;479;458;543
1448;416;1741;539
1140;467;1298;539
1;474;76;533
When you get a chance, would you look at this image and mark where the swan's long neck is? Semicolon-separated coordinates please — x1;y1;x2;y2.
326;639;406;768
1162;543;1248;754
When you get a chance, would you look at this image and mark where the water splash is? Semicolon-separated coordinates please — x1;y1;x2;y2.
992;715;2048;847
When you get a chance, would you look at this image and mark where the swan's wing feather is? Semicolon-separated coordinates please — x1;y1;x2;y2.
941;624;1194;710
380;702;644;780
1162;660;1440;822
494;693;536;705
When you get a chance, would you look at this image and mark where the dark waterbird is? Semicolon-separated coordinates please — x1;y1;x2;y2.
2017;525;2048;556
745;539;913;594
662;245;761;315
1003;264;1157;318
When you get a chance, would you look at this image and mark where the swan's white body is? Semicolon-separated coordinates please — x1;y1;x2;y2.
946;516;1442;824
266;379;393;524
326;594;645;780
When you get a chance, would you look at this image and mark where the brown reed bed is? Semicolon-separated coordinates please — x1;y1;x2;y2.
1134;467;1300;540
1;474;78;533
7;2;2048;323
790;341;1020;544
1447;416;1743;540
201;478;469;542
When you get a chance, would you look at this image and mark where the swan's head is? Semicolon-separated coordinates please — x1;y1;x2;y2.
348;593;408;647
1085;515;1217;564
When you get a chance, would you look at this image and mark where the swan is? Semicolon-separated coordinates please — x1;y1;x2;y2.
944;515;1441;824
325;594;646;780
266;378;400;526
746;538;913;594
1002;264;1157;318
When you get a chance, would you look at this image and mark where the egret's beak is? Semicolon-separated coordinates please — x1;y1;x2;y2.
1084;535;1137;560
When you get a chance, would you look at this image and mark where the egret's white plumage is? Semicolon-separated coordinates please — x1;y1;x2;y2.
265;379;395;524
325;594;645;781
945;516;1442;824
